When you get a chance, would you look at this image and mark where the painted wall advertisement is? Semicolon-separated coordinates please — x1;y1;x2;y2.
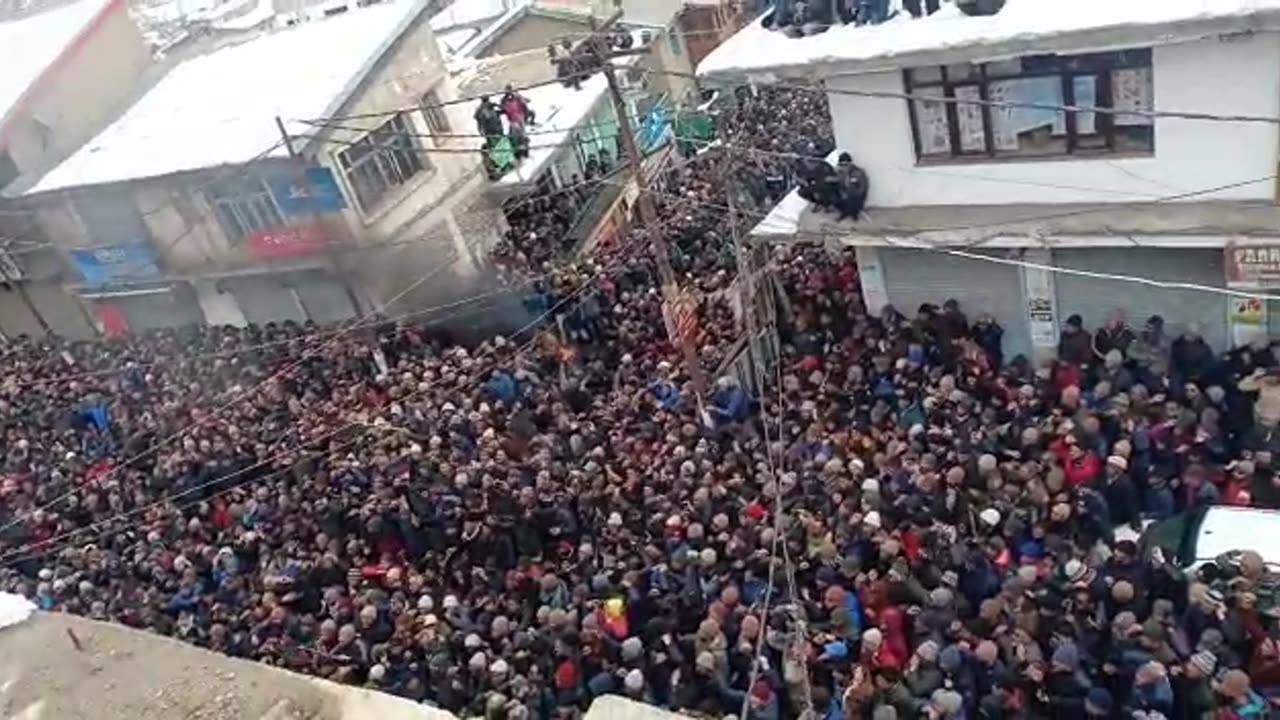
69;241;162;285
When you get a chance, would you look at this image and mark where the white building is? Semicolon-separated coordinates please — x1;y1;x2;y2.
700;0;1280;363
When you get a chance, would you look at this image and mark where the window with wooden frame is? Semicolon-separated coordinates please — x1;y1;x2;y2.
206;175;284;245
336;113;428;213
905;48;1154;163
420;89;450;137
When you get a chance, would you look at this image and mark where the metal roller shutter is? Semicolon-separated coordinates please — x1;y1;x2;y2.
26;282;95;339
879;248;1031;362
111;287;204;331
0;288;45;337
1054;249;1228;352
293;271;356;324
225;278;305;326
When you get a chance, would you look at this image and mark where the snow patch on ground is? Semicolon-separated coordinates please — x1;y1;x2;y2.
0;593;35;630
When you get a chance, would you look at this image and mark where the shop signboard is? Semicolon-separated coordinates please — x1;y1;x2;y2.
1225;243;1280;287
266;166;348;217
247;224;328;259
69;241;162;285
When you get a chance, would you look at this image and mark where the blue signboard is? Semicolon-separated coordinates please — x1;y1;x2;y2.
69;241;162;285
640;105;670;152
266;166;348;217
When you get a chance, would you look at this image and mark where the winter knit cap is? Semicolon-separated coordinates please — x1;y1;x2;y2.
696;651;717;672
1189;650;1217;676
862;628;884;648
621;636;644;661
939;645;963;674
623;668;644;692
915;640;940;663
1051;641;1080;671
1085;687;1113;714
930;689;964;716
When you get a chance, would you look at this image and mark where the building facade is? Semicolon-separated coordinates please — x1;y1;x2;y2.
701;2;1280;364
11;0;508;335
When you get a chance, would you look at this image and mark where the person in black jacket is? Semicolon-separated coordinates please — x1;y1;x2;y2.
1059;314;1093;367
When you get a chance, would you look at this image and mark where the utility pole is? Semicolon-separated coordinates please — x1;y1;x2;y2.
587;15;708;401
274;116;364;319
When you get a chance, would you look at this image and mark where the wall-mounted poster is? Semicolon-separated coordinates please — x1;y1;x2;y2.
914;86;951;155
955;85;986;152
1112;67;1153;126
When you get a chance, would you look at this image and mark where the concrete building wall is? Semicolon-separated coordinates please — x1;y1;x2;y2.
826;33;1280;207
312;10;502;310
2;0;152;191
477;14;584;58
646;23;695;101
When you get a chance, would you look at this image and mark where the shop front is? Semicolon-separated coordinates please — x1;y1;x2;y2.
1054;248;1229;351
69;240;204;333
1225;242;1280;345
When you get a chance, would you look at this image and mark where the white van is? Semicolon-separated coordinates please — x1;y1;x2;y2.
1139;505;1280;571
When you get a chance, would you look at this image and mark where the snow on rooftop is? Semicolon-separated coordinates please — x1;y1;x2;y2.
437;25;477;55
492;73;609;187
750;187;808;235
0;0;113;123
30;0;425;194
699;0;1280;79
429;0;520;31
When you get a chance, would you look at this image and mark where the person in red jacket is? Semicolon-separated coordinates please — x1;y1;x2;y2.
1050;434;1102;487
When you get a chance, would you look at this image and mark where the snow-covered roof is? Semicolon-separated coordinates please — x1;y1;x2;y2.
699;0;1280;80
28;0;427;194
429;0;521;31
492;73;610;188
0;0;115;125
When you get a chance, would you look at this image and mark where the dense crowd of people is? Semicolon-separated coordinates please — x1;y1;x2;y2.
3;84;1280;720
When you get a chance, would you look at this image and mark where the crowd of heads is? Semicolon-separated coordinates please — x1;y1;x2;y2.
3;83;1280;720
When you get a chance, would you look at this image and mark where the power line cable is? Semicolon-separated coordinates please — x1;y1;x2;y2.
0;244;472;538
0;213;669;569
652;67;1280;126
638;181;1280;303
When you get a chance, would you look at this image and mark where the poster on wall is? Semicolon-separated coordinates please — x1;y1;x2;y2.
1111;67;1153;126
954;86;985;152
913;87;950;155
1230;296;1267;347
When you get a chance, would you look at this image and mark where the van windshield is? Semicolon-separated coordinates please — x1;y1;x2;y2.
1142;507;1208;566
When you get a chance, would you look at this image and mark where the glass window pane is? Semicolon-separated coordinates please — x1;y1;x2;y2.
946;63;977;82
984;58;1023;78
908;66;943;84
989;77;1067;157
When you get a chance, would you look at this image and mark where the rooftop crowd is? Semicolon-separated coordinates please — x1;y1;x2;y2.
2;85;1280;720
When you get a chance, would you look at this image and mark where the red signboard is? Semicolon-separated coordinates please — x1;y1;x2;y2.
1225;243;1280;287
247;224;328;259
